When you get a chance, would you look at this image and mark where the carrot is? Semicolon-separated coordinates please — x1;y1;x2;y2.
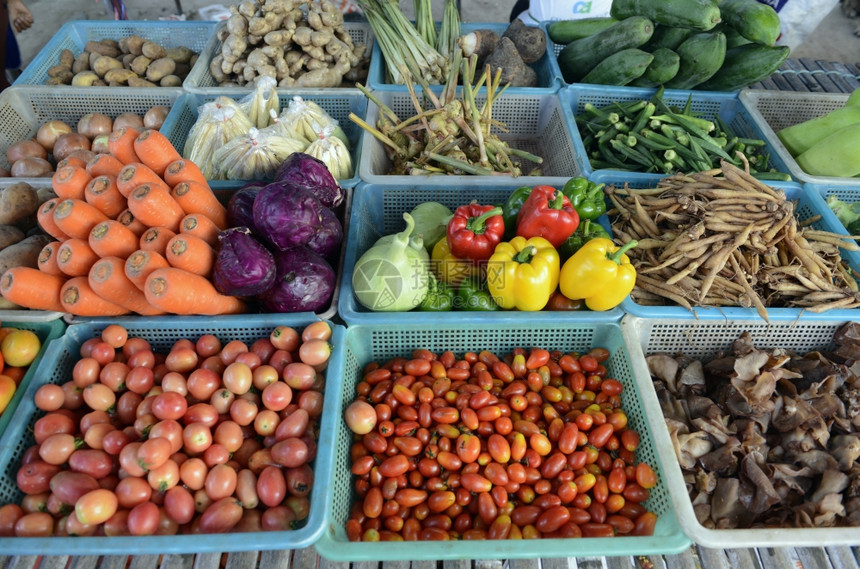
56;156;90;170
51;165;92;201
116;209;148;237
86;153;125;179
37;198;70;241
165;234;216;277
133;129;181;177
124;249;170;290
60;276;130;317
84;175;126;218
180;213;221;247
88;256;165;316
116;162;170;198
144;267;246;315
88;220;139;259
127;183;185;233
164;159;208;189
171;180;228;230
139;226;177;255
37;241;64;277
0;267;66;312
56;238;100;277
52;199;109;241
108;126;141;165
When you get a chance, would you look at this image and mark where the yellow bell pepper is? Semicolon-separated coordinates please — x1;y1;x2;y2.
559;238;637;311
431;238;481;286
486;236;560;311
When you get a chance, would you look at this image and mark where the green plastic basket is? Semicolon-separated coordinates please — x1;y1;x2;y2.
313;319;691;561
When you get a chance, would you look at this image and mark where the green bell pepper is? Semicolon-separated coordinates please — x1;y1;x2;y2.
417;273;455;311
557;220;612;263
455;276;500;311
502;185;533;240
562;177;607;221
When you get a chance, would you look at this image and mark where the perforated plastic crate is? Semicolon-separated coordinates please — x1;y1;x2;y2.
367;22;561;94
0;315;344;555
14;20;216;88
622;313;860;547
183;21;374;94
740;89;858;185
805;183;860;274
313;319;690;561
339;182;623;324
358;90;581;185
159;91;366;189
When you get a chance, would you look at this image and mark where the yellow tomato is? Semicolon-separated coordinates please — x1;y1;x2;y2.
1;329;41;368
0;374;16;414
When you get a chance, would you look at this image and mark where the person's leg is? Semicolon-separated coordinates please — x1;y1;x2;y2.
0;2;10;91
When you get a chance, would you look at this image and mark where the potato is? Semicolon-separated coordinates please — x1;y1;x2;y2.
141;41;167;60
85;40;120;59
72;52;90;74
92;55;124;77
127;77;158;87
144;106;169;130
146;58;176;83
0;234;54;275
166;46;194;64
0;225;26;250
0;183;40;225
48;64;72;78
104;68;139;85
36;187;57;205
120;35;147;56
130;55;152;76
59;49;76;69
121;53;136;68
71;70;99;87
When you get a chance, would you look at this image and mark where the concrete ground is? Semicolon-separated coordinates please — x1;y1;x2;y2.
11;0;860;72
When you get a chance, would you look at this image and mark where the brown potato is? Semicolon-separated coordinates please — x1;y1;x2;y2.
130;55;152;76
0;234;54;274
71;70;99;86
143;106;169;130
166;46;194;64
72;52;90;74
0;182;40;225
92;55;124;77
120;35;147;56
59;49;75;68
141;41;167;60
159;75;182;87
127;77;158;87
0;225;25;250
48;64;72;78
103;68;139;85
85;40;120;58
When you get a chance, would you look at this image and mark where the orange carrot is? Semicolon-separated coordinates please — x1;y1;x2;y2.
125;249;170;290
56;156;90;171
108;126;141;165
88;220;139;259
139;226;177;255
56;238;100;277
171;180;228;230
165;234;216;277
116;162;170;198
88;256;166;316
144;267;246;315
52;198;109;241
84;175;126;218
0;267;66;312
116;209;148;237
180;213;221;247
52;165;92;201
86;153;125;179
164;159;208;189
37;198;70;241
127;183;185;233
133;129;181;177
60;276;130;317
37;241;64;276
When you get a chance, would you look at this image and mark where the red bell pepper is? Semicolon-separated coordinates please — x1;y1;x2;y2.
516;185;580;248
446;203;505;261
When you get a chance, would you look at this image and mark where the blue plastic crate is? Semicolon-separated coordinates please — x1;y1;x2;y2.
564;84;793;185
0;315;344;555
15;20;216;88
314;319;691;561
367;22;562;94
159;91;366;189
591;173;860;320
806;183;860;273
338;182;623;324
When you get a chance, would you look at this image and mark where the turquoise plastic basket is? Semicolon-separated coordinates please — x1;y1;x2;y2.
0;315;344;555
313;319;691;561
564;84;792;185
0;318;66;438
338;182;623;324
805;183;860;273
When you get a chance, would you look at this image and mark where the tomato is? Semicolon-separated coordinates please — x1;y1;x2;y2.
82;383;116;412
183;423;213;455
115;476;152;509
198;497;243;534
632;511;658;536
75;488;118;525
635;463;657;489
285;464;313;497
261;381;293;412
69;449;113;479
257;465;287;508
147;458;181;492
261;505;298;531
1;329;40;367
271;437;310;468
137;436;173;471
229;397;258;427
275;408;309;440
235;469;259;509
270;326;300;352
14;511;53;537
344;400;377;435
205;463;238;501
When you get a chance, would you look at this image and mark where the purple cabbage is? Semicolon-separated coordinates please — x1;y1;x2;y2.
253;183;324;251
274;152;344;208
306;206;343;259
259;247;336;313
228;182;265;230
213;227;276;296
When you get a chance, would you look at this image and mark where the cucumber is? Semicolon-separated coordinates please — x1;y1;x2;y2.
629;48;680;87
556;16;654;83
664;31;726;90
581;48;654;86
717;0;781;46
610;0;722;31
548;17;618;44
642;25;691;51
696;43;789;91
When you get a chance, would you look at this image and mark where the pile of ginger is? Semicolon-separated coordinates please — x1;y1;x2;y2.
210;0;368;88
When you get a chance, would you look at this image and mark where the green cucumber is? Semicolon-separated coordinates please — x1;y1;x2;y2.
581;48;654;86
717;0;781;46
795;123;860;177
696;43;789;91
610;0;722;31
664;31;726;90
642;25;691;51
777;105;860;156
548;17;618;44
629;48;680;87
556;16;654;83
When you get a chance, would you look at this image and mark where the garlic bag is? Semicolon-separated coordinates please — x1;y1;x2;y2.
278;96;349;147
305;124;353;180
213;128;305;181
240;76;279;130
184;97;253;179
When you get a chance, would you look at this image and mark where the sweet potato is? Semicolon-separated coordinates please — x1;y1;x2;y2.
0;234;54;275
0;182;40;226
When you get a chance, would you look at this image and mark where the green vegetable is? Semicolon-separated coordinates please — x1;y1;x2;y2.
642;25;691;51
352;212;429;311
417;273;454;311
776;105;860;157
556;16;654;83
456;276;500;311
548;17;618;44
826;195;860;226
717;0;781;46
373;232;428;261
409;201;453;251
696;43;789;91
848;87;860;107
664;31;726;90
557;219;612;263
502;186;533;240
629;47;680;87
796;123;860;178
563;177;606;220
610;0;721;31
581;48;654;86
847;218;860;238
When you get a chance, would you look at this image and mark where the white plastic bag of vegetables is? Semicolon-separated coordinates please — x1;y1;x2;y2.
213;127;306;181
239;76;280;130
305;124;353;181
184;97;254;179
277;96;348;147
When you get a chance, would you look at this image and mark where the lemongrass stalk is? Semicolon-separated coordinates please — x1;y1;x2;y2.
428;152;494;175
414;0;437;48
436;0;461;58
350;112;406;156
